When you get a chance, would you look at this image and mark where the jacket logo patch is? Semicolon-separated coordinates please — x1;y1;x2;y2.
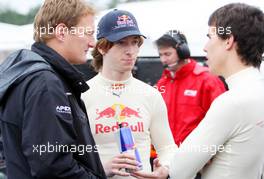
184;90;197;97
56;105;71;114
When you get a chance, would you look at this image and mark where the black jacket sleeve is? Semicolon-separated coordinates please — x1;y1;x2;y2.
21;71;99;179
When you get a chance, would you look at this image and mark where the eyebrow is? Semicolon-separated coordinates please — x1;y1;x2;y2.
132;36;140;40
85;30;95;35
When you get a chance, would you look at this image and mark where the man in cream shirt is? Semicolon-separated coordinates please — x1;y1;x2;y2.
132;3;264;179
82;9;176;178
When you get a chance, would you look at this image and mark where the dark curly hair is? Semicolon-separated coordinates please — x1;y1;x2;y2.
208;3;264;68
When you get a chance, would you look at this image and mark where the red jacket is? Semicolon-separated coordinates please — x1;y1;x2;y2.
156;59;226;146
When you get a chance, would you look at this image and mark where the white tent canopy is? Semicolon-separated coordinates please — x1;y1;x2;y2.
0;22;34;50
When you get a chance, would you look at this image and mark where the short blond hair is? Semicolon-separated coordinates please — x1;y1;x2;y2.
34;0;96;43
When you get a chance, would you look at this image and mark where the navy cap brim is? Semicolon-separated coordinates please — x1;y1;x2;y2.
105;30;146;42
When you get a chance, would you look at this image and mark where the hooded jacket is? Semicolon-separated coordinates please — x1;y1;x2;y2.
0;42;106;179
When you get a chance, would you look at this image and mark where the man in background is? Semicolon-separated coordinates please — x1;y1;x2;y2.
155;30;226;146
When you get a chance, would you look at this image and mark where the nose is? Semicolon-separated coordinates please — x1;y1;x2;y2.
203;44;208;53
160;56;168;64
203;42;208;53
125;45;137;55
88;36;95;48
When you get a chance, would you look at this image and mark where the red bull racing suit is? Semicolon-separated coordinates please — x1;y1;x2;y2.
82;73;177;179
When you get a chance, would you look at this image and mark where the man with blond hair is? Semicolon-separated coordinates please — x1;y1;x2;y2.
0;0;106;178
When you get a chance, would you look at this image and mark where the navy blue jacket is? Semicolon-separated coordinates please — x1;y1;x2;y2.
0;42;106;179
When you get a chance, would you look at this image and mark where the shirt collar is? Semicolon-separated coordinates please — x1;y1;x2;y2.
226;67;260;89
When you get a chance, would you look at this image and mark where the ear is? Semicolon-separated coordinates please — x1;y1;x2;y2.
54;23;68;41
98;47;106;55
225;35;235;50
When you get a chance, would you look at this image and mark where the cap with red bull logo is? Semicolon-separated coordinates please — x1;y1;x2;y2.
96;9;146;42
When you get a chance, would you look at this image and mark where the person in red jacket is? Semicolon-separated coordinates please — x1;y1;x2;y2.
155;30;226;146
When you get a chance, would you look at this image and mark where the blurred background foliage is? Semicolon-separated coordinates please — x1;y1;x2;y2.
0;0;152;25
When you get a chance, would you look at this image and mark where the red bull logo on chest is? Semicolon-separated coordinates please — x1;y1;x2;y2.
96;122;144;134
95;104;144;134
96;104;142;121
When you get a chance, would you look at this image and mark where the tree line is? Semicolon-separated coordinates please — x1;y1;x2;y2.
0;0;151;25
0;6;40;25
